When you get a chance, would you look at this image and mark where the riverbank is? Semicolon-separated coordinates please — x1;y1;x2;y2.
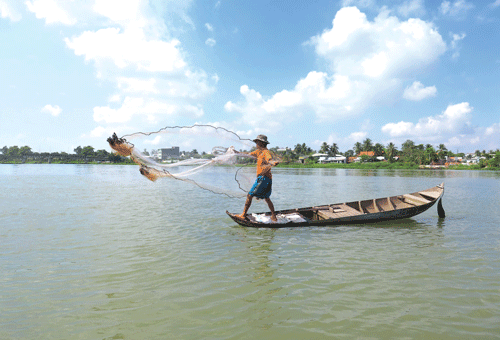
0;160;135;165
274;162;493;171
2;160;495;170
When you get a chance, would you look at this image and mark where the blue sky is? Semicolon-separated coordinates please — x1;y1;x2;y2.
1;0;499;154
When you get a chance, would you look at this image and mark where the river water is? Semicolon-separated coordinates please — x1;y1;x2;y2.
1;164;500;339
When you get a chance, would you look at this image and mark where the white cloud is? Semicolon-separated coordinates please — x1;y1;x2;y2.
490;0;500;8
144;135;162;145
226;7;447;129
117;77;158;94
61;0;214;128
90;126;108;137
41;104;62;116
25;0;76;25
312;7;446;78
485;122;500;136
450;32;466;59
403;81;437;100
381;102;473;138
205;23;213;31
65;28;186;72
93;96;204;124
397;0;425;17
109;94;121;103
0;0;22;21
93;0;146;27
347;131;368;143
205;38;216;47
439;1;474;18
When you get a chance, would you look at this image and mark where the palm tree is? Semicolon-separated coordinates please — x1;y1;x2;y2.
330;143;339;156
362;138;373;151
354;142;362;155
373;143;384;156
386;142;397;162
319;142;330;154
437;144;448;159
425;145;437;164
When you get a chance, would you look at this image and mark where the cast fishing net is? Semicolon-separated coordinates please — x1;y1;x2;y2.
107;125;280;198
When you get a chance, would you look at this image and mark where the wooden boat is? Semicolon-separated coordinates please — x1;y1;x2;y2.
227;183;445;228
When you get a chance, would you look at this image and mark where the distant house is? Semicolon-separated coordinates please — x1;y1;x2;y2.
277;147;291;153
158;147;180;160
350;151;384;163
359;151;375;157
318;155;347;164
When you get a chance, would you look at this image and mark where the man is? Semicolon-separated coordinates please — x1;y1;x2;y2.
236;135;279;222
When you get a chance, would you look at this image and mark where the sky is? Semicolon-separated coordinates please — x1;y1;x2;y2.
0;0;499;154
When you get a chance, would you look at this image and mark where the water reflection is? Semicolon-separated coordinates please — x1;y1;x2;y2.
3;164;500;339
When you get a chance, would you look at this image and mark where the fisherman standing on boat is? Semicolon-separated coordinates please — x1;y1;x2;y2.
236;135;279;222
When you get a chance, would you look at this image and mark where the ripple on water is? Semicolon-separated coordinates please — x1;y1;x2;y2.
2;165;500;339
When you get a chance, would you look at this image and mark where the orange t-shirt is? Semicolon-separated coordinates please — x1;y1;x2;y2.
250;149;273;179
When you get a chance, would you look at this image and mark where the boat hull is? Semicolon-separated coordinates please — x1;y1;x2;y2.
227;183;444;228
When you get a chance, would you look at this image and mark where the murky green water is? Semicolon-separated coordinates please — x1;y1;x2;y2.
1;165;500;339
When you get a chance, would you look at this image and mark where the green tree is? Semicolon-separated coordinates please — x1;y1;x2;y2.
319;142;330;154
489;152;500;168
362;138;373;151
425;145;437;164
81;146;95;158
373;143;384;156
437;144;448;159
401;140;426;165
19;146;32;157
74;146;82;155
385;143;397;163
359;155;371;163
109;153;122;163
95;149;109;158
401;140;414;162
294;143;312;156
330;143;339;156
1;146;8;155
402;140;415;153
354;142;362;155
8;146;19;158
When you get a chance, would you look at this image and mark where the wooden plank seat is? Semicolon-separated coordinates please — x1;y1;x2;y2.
391;196;414;209
318;204;363;220
418;190;442;199
403;194;431;206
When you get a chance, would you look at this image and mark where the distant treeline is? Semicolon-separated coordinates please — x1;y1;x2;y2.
0;145;133;164
273;138;500;167
2;139;500;168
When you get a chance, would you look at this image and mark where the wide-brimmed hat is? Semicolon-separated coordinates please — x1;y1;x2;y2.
253;134;269;145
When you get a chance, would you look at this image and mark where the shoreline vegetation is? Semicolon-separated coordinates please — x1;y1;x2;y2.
2;139;500;170
1;157;497;171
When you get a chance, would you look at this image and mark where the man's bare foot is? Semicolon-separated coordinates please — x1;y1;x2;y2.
271;214;277;222
235;213;246;220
